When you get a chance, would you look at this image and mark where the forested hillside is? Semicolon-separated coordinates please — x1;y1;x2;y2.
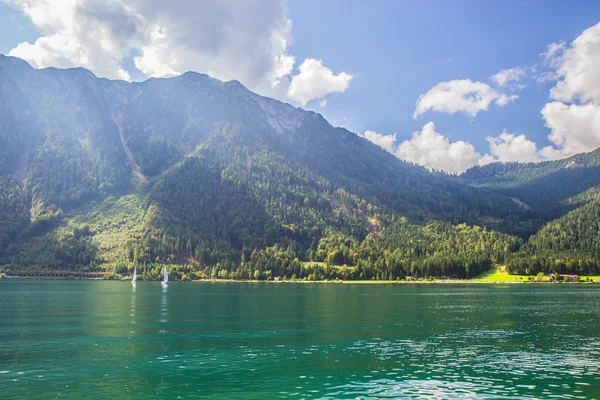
0;54;598;280
507;197;600;275
462;152;600;275
462;149;600;216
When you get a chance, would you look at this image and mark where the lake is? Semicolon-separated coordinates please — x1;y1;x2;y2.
0;281;599;399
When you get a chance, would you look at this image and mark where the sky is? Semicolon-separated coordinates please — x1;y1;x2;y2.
1;0;600;174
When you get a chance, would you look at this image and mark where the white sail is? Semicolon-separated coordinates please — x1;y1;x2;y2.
131;267;137;283
163;267;168;284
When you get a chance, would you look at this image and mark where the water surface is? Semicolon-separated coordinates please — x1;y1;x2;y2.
1;280;599;399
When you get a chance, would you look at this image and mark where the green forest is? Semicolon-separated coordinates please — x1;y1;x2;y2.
1;55;600;281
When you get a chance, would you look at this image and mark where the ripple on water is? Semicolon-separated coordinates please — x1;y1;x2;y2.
327;336;600;399
322;378;525;399
2;282;600;399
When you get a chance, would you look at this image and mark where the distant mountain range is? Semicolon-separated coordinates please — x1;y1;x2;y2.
1;54;599;280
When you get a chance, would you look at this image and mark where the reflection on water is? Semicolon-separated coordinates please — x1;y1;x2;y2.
0;281;599;399
159;285;168;335
129;285;137;336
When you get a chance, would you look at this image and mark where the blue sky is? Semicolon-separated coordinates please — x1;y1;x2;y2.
2;1;600;173
285;1;600;166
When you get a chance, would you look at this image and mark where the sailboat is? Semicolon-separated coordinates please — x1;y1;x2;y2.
162;267;168;287
131;267;137;285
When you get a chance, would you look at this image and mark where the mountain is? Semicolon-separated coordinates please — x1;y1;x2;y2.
0;54;596;280
462;151;600;275
462;149;600;218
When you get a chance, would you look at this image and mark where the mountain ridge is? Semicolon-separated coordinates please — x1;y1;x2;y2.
1;55;599;280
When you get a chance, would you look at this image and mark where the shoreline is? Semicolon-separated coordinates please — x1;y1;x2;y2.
1;276;598;284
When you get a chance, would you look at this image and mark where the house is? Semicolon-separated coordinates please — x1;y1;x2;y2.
548;274;579;282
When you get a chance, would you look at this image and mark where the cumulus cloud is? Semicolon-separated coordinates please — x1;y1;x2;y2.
129;0;295;89
395;122;481;174
540;102;600;159
477;154;496;166
4;0;352;105
362;130;397;152
413;79;517;119
362;123;542;173
7;0;143;81
485;131;538;163
287;58;353;106
540;21;600;158
491;67;526;87
549;23;600;105
133;25;179;78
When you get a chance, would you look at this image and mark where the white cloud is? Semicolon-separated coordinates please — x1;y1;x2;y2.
395;122;481;174
7;0;144;81
3;0;352;105
271;53;296;87
496;94;519;106
363;123;542;173
540;102;600;159
485;131;538;163
129;0;295;90
491;67;526;87
477;154;496;166
414;79;517;119
549;23;600;104
286;58;353;106
532;43;566;84
536;71;558;84
133;25;179;78
362;130;397;152
540;21;600;158
541;41;566;67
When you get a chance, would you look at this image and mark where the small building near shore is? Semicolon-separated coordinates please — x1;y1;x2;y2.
548;274;579;282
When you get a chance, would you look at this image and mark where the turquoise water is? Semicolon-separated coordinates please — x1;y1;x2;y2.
1;281;599;399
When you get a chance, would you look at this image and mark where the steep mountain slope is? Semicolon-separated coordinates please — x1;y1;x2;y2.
0;55;549;279
462;150;600;274
508;196;600;276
